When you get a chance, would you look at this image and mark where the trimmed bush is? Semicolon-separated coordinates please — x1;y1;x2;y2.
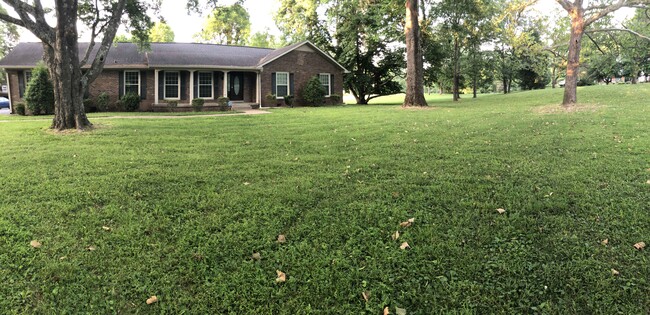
83;98;95;113
24;65;54;115
330;94;342;104
217;96;229;111
96;92;109;112
167;101;178;112
191;98;205;112
284;95;294;107
15;103;26;116
121;92;141;112
301;76;326;106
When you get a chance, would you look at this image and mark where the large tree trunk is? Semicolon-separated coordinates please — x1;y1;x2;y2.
551;66;557;88
452;37;460;102
563;10;584;106
403;0;428;107
49;0;92;130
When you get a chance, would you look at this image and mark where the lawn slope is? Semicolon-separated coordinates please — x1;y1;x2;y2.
0;84;648;314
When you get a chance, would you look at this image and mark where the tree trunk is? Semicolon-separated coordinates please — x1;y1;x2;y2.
452;37;460;102
551;66;557;88
472;73;477;99
49;0;92;130
502;77;508;94
403;0;428;107
563;11;584;107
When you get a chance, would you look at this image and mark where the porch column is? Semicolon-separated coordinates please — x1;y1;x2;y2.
256;71;262;104
189;70;195;101
6;72;12;113
154;69;159;104
223;70;229;98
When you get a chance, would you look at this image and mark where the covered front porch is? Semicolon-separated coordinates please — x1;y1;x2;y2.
152;69;261;110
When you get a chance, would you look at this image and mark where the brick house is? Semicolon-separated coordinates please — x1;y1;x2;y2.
0;41;347;113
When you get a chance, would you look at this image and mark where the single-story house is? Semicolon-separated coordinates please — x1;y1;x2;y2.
0;41;347;113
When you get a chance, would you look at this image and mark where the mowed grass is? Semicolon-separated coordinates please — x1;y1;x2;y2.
0;84;649;314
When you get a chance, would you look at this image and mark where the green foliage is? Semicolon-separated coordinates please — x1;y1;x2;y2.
83;98;95;113
300;76;326;106
248;28;281;48
149;21;175;42
24;65;55;115
329;94;342;104
194;3;250;45
217;97;229;111
96;92;110;112
265;93;276;102
0;85;649;313
283;94;294;107
191;98;205;112
121;92;141;112
167;100;178;112
274;0;330;47
14;103;25;115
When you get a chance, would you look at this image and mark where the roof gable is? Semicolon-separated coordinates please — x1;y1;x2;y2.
257;41;348;72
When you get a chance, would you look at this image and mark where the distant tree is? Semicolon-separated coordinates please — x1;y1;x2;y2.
275;0;326;46
404;0;427;107
194;2;250;45
149;21;175;42
113;34;133;43
248;28;281;48
555;0;649;106
0;6;19;86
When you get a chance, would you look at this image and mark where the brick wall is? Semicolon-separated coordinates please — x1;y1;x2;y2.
261;49;344;107
7;71;22;113
89;70;155;111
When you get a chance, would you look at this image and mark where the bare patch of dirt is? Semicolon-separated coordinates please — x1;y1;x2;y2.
45;123;110;135
533;103;603;114
400;105;439;110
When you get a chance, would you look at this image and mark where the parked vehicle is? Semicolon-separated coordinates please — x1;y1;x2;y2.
0;97;9;109
558;80;565;87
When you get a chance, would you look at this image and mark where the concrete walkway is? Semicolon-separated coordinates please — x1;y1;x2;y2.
0;109;271;123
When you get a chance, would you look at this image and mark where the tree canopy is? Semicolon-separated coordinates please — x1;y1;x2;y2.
194;1;250;45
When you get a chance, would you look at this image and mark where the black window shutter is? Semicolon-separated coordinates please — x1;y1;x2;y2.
330;74;334;95
140;71;147;100
180;71;187;100
158;71;164;100
289;73;295;96
118;71;124;98
271;72;276;96
18;71;24;97
213;71;220;98
193;72;199;99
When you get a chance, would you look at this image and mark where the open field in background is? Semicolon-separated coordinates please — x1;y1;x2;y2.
0;84;648;313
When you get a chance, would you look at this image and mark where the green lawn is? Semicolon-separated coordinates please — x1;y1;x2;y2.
1;84;649;314
0;110;241;121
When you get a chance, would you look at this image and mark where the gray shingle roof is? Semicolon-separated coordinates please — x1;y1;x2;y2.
0;41;347;71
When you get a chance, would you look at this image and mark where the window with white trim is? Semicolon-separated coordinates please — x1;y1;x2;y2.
124;71;140;95
275;72;289;98
24;70;33;84
164;71;180;99
198;72;213;99
319;73;331;96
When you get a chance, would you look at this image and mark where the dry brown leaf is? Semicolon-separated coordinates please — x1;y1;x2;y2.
243;182;251;186
252;252;261;261
400;242;410;250
633;242;646;250
391;231;400;241
277;234;286;243
399;218;414;228
30;240;41;248
601;239;609;246
361;290;370;302
395;307;407;315
646;180;650;184
611;268;620;276
146;295;158;305
496;208;506;214
384;306;390;315
102;226;111;231
276;270;286;283
86;246;97;251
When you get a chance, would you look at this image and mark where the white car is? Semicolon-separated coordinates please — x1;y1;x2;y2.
558;80;565;87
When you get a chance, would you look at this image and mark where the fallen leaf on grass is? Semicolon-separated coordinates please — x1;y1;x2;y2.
243;182;251;186
252;252;261;261
496;208;506;214
396;307;407;315
361;290;370;302
646;180;650;185
146;296;158;305
30;240;42;248
391;231;400;240
400;242;410;250
611;269;620;276
601;239;609;246
276;270;286;283
277;234;286;243
384;306;390;315
102;226;111;231
86;246;97;251
399;218;415;228
634;242;646;250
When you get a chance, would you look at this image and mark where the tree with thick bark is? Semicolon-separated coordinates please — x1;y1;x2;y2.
555;0;649;106
0;0;152;130
404;0;427;107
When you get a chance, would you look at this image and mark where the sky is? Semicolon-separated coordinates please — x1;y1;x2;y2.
16;0;634;43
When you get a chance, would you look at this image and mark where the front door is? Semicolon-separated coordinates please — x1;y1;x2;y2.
228;72;244;101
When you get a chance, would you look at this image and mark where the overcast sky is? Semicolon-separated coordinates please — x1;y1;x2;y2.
16;0;633;44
